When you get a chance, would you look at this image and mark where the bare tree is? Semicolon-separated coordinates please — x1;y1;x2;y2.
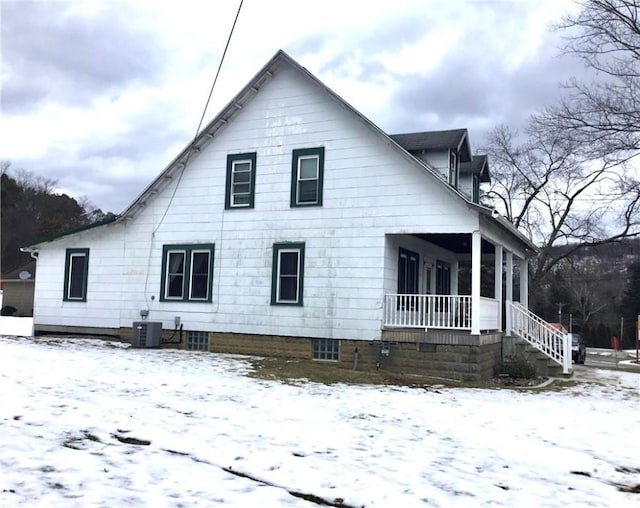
543;0;640;161
495;0;640;313
1;166;109;272
560;257;614;326
482;122;640;312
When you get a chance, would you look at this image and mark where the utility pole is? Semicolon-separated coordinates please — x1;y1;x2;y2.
557;302;563;328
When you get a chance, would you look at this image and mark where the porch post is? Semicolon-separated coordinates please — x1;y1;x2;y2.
519;257;529;309
505;252;513;302
505;251;513;334
471;230;481;335
495;244;503;331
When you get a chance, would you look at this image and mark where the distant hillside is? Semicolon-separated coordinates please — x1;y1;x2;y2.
535;238;640;348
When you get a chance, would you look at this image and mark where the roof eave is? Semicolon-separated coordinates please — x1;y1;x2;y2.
118;51;287;220
467;202;539;255
21;215;119;252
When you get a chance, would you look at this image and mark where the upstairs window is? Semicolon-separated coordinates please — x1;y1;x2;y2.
64;248;89;301
291;147;324;207
225;152;256;209
271;242;305;305
449;150;458;188
472;174;480;203
161;244;214;302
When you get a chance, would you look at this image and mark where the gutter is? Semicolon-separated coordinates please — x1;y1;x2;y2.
467;201;539;255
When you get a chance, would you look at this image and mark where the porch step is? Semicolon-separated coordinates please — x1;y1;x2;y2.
509;337;569;377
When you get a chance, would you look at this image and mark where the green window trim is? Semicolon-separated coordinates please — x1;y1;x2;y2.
225;152;257;209
290;147;324;207
271;242;305;306
63;248;89;302
160;243;215;302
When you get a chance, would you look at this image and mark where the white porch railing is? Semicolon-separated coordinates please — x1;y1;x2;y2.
384;294;473;329
508;301;571;374
479;296;500;331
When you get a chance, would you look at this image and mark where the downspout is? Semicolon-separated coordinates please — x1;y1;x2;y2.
471;230;481;335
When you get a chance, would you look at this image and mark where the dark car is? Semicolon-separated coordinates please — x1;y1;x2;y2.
568;333;586;364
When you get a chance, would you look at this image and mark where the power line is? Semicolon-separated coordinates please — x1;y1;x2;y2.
152;0;244;236
195;0;244;139
143;0;244;303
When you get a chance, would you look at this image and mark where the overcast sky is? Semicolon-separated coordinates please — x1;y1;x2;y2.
1;0;583;214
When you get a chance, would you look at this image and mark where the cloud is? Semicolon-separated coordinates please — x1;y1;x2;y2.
0;0;583;214
382;9;586;148
1;1;164;113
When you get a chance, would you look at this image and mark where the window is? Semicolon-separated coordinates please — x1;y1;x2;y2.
398;248;419;294
312;338;339;361
398;247;419;310
271;242;305;305
187;331;209;351
291;147;324;206
472;174;480;203
225;152;256;209
418;343;437;353
160;244;214;302
63;248;89;301
449;150;458;187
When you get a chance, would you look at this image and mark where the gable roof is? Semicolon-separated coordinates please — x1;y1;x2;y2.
118;50;468;221
23;50;534;253
460;155;491;183
390;129;472;163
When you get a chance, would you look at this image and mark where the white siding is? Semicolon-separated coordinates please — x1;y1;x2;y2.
33;66;482;341
458;174;474;200
414;151;450;181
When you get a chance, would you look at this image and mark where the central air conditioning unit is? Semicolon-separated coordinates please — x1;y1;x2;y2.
132;321;162;348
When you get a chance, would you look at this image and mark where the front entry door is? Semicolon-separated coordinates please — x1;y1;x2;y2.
398;248;419;310
398;248;419;294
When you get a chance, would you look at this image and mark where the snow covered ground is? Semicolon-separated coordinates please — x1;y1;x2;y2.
1;336;638;508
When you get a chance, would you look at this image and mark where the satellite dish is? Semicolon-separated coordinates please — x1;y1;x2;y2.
18;271;32;280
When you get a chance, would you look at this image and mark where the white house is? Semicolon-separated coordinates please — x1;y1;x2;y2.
24;51;568;380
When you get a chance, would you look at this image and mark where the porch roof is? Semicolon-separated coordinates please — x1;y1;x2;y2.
414;233;495;254
390;129;472;163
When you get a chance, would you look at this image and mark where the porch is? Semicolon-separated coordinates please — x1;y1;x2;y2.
384;229;530;335
382;230;572;375
383;294;498;331
381;295;572;375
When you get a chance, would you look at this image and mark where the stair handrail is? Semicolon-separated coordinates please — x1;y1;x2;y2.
508;301;571;374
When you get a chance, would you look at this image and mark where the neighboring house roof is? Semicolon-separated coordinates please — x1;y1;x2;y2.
22;49;535;254
460;155;491;183
390;129;472;163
